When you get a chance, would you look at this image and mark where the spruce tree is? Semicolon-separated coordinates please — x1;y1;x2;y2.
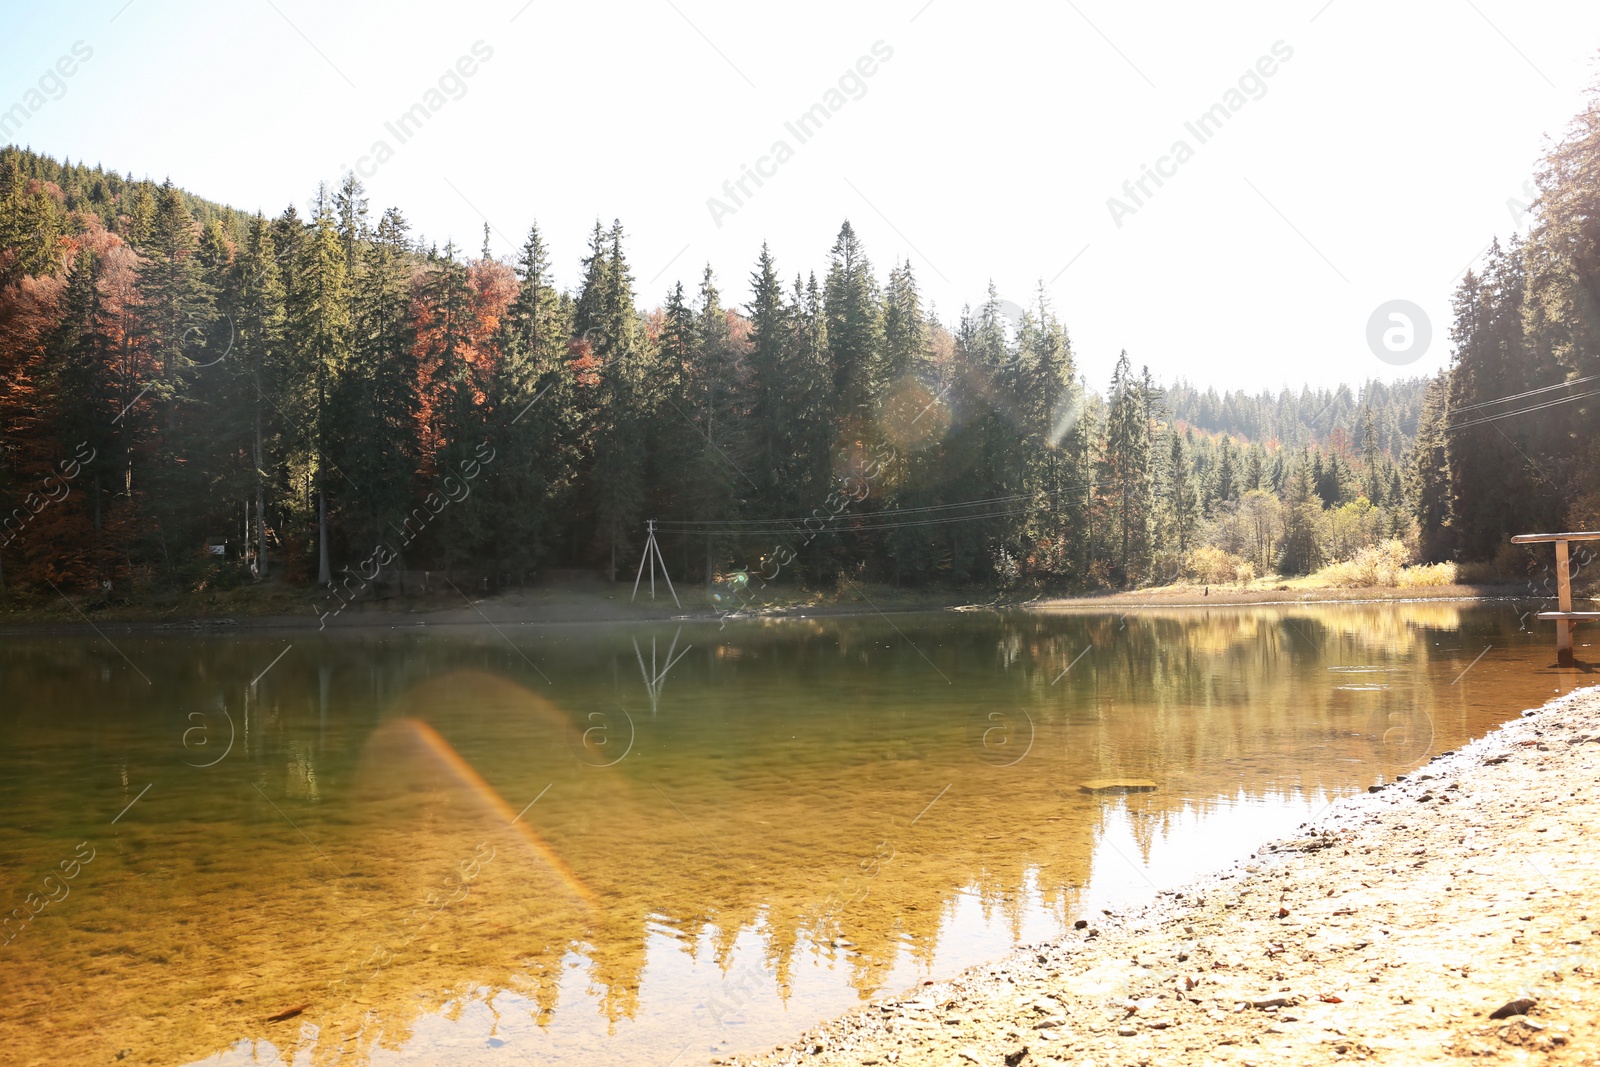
284;192;352;585
579;221;648;580
1168;434;1195;557
1098;351;1152;581
744;244;799;513
823;221;884;431
330;206;418;576
134;178;217;568
229;214;286;578
481;221;576;584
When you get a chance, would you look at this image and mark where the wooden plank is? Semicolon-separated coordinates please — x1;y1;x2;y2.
1556;537;1574;663
1536;611;1600;620
1558;540;1574;612
1511;532;1600;543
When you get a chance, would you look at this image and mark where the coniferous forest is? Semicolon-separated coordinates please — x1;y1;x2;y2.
0;84;1597;608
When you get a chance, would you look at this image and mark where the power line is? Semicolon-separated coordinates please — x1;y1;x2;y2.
1451;373;1597;414
1447;386;1600;431
651;492;1037;527
655;479;1117;537
666;508;1044;537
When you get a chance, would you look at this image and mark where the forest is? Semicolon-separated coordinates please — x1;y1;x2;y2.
0;83;1596;609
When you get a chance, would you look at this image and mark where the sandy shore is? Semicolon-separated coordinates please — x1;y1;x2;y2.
1026;582;1528;610
729;685;1600;1066
0;580;1534;635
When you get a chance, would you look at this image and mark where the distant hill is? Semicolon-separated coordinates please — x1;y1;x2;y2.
1163;378;1428;458
1;144;259;237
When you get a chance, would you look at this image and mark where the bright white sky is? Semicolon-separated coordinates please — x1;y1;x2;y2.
4;0;1599;390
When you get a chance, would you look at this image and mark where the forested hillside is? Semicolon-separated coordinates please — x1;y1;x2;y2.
1166;379;1426;458
2;75;1597;609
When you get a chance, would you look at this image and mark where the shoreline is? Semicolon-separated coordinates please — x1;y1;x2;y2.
726;684;1600;1066
0;581;1540;637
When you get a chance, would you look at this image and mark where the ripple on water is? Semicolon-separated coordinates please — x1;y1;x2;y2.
0;603;1563;1066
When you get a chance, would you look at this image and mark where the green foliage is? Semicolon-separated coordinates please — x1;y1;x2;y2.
9;76;1600;603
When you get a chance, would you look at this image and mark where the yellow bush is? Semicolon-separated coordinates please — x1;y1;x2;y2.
1317;539;1404;586
1396;561;1458;587
1187;545;1249;585
1317;539;1457;588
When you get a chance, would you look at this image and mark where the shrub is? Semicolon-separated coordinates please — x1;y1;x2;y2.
1318;539;1409;587
1317;539;1457;588
1457;541;1537;584
991;545;1021;590
1396;561;1458;587
1187;545;1249;585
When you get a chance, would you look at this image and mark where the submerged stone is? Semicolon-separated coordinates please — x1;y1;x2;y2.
1078;778;1159;794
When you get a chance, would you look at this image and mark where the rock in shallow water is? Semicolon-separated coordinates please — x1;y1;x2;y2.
1079;778;1159;794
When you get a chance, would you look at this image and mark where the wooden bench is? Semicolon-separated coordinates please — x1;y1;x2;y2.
1512;531;1600;666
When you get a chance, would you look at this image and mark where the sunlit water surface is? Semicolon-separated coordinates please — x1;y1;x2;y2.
0;602;1589;1066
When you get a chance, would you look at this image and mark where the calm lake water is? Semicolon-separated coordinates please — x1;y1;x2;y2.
0;602;1587;1066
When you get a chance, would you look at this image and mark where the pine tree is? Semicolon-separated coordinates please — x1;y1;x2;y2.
414;240;483;571
1243;445;1263;493
646;279;700;575
1009;287;1079;581
134;178;217;569
330;206;418;574
480;221;575;585
791;272;833;582
679;264;742;581
1098;351;1152;582
0;151;65;289
576;221;648;580
1278;454;1323;574
879;260;946;582
229;214;286;578
1446;241;1560;559
744;244;799;512
1167;434;1196;556
32;248;124;583
1408;374;1453;561
823;221;884;431
334;172;369;276
1214;436;1236;505
284;192;352;585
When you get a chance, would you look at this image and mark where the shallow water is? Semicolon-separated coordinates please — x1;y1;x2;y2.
0;602;1587;1066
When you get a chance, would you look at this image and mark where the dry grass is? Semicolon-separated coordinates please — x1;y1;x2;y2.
1313;540;1457;589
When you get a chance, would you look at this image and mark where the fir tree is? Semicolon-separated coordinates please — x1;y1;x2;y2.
1098;351;1152;581
284;192;351;585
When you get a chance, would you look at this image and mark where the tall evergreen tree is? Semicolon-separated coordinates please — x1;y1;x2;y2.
0;151;65;289
134;178;217;567
330;206;418;572
575;221;648;580
284;192;351;585
481;221;576;583
823;221;883;432
1097;351;1152;581
228;214;286;578
1277;454;1323;575
1167;433;1196;557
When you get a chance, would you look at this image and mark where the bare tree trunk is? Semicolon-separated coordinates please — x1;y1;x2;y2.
254;401;267;579
317;489;331;586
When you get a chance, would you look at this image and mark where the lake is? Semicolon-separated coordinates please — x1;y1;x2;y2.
0;601;1582;1066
